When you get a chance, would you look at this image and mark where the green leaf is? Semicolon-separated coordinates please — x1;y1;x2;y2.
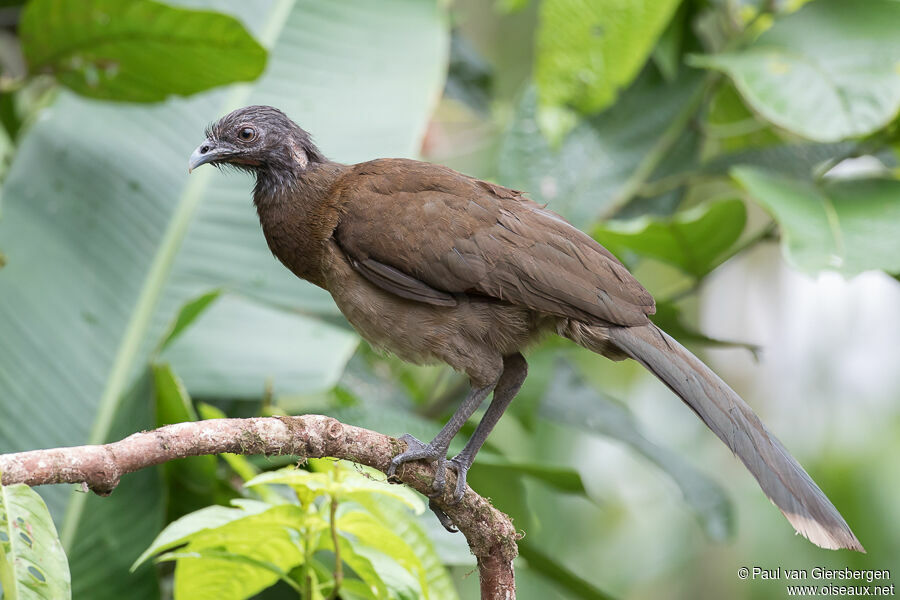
651;2;684;82
0;483;71;600
345;544;421;600
338;579;380;600
132;502;268;571
0;1;448;596
20;0;267;102
161;294;359;400
518;540;617;600
322;537;388;599
312;460;425;514
158;549;302;596
535;0;683;114
350;495;458;600
244;470;331;496
466;463;534;532
542;360;734;541
498;69;703;227
690;0;900;142
701;83;782;157
154;363;197;423
167;505;311;600
732;167;900;275
153;363;236;520
337;510;427;595
473;454;587;495
593;200;747;279
157;289;222;353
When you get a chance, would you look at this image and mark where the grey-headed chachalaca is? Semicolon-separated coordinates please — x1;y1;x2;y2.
189;105;862;551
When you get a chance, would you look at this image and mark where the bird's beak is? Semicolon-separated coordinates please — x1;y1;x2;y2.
188;140;226;173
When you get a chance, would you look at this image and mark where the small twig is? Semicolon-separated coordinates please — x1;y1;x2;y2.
0;415;520;599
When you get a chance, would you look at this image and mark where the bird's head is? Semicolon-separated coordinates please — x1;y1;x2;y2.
188;105;325;176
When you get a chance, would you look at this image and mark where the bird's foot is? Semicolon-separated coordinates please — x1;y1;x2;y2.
387;434;446;479
436;454;472;505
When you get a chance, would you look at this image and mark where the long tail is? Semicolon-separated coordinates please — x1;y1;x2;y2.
604;323;863;552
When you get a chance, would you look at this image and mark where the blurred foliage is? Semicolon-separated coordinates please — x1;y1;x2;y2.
0;0;898;598
20;0;266;102
535;0;682;133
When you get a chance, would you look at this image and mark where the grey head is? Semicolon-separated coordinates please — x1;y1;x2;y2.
188;105;326;177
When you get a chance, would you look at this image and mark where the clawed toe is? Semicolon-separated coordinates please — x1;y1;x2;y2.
445;456;471;504
431;458;449;496
428;499;458;533
388;434;444;479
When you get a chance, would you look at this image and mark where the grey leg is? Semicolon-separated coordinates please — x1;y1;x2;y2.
386;382;494;483
446;354;528;503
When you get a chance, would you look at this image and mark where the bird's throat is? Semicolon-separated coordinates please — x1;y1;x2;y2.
253;162;348;288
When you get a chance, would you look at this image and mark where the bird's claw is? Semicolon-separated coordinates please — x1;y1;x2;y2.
430;455;471;504
429;499;458;533
388;434;444;479
445;455;471;504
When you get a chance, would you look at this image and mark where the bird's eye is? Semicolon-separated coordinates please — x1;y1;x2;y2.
238;127;256;142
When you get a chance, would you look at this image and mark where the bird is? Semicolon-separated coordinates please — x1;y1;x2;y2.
188;104;863;551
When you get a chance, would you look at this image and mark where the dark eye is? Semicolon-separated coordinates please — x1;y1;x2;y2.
238;127;256;142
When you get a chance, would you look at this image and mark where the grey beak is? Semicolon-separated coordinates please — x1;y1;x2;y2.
188;140;223;173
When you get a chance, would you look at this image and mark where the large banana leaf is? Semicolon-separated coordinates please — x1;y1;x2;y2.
0;0;448;597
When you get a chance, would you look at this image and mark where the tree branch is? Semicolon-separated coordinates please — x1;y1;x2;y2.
0;415;520;599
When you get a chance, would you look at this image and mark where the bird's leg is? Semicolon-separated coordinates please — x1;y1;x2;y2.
387;382;494;483
445;353;528;504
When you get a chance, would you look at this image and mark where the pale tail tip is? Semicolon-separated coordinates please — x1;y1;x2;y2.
785;511;865;553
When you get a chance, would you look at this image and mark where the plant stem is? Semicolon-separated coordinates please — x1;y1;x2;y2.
328;498;343;600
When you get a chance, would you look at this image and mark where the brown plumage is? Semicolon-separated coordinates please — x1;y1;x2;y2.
189;105;863;550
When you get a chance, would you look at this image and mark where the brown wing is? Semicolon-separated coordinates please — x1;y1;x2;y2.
333;159;655;326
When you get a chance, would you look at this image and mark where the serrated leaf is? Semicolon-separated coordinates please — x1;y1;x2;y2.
593;200;747;279
0;483;71;600
20;0;267;102
690;0;900;142
733;167;900;275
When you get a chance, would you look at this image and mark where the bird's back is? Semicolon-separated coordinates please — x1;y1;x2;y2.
333;158;655;327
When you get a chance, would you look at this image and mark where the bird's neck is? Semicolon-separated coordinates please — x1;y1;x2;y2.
253;161;348;288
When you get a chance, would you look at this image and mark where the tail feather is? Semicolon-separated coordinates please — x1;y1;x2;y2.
606;323;863;552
